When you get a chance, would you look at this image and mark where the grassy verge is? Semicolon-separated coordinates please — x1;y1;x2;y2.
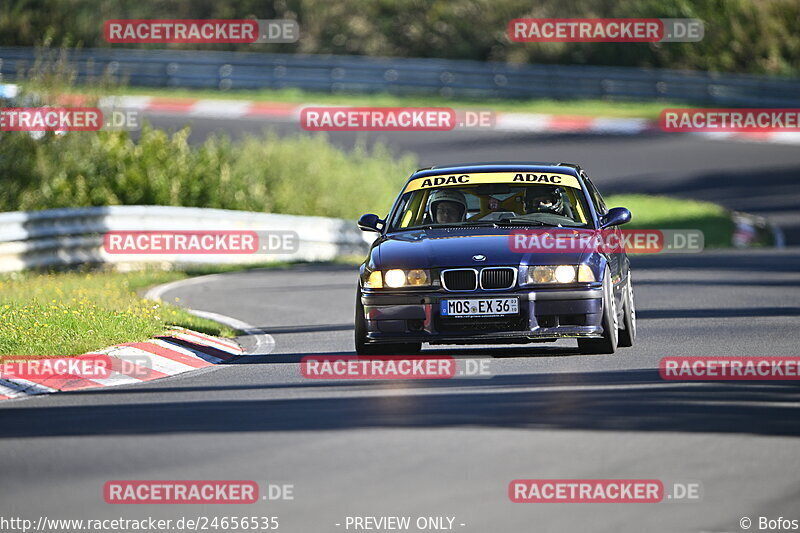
118;86;677;119
0;260;365;358
0;268;237;358
606;194;734;248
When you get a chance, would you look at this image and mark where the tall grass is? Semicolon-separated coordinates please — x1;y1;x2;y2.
0;127;417;219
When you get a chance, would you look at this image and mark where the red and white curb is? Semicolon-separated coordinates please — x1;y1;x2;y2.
494;112;800;144
98;95;297;120
0;327;244;401
91;95;800;145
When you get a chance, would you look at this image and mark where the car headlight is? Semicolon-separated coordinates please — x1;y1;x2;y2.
365;270;383;289
577;264;595;282
366;269;431;289
384;269;407;288
554;265;577;283
406;269;429;286
524;264;595;284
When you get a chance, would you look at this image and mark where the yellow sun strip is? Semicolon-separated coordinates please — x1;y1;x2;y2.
400;209;413;228
567;189;588;222
403;172;581;193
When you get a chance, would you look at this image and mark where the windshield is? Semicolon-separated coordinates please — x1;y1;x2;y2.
388;182;591;231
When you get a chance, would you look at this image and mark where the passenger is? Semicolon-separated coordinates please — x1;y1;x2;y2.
524;186;567;216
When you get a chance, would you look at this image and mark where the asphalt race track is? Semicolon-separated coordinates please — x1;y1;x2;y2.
2;113;799;532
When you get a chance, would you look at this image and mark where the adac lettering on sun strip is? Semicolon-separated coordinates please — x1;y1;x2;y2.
403;172;580;193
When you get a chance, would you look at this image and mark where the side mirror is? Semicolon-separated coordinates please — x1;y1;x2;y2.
358;213;384;233
601;207;632;228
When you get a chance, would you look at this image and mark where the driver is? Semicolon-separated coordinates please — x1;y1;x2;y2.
427;189;467;223
524;186;566;216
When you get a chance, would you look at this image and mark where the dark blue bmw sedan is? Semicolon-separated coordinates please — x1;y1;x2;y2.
355;162;636;355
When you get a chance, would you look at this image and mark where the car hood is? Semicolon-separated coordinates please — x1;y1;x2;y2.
375;228;592;269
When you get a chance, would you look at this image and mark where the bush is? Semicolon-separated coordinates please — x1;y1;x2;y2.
0;127;417;219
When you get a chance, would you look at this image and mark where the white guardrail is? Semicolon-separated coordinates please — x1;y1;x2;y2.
0;206;373;273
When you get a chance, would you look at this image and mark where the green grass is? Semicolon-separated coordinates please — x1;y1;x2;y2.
117;86;679;119
0;260;367;358
606;194;734;248
0;269;237;357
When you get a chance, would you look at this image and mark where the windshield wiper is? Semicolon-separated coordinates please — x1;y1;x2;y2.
498;219;564;227
421;221;503;229
421;223;475;230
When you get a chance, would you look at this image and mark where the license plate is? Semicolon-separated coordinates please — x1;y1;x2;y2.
440;297;519;317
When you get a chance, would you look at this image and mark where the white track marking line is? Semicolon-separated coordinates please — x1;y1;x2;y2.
187;309;276;356
145;275;276;356
144;273;226;301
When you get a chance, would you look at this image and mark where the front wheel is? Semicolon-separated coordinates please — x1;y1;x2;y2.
354;289;422;355
577;269;618;355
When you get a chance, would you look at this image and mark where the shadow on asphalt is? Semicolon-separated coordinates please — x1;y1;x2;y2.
633;279;800;288
629;248;800;273
3;368;799;439
638;307;800;319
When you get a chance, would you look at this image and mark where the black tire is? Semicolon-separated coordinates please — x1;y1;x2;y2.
577;269;618;355
354;289;422;355
617;270;636;348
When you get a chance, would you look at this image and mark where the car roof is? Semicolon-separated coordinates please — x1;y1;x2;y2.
410;162;584;180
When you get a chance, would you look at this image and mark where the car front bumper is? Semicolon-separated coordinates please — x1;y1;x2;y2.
362;286;604;345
